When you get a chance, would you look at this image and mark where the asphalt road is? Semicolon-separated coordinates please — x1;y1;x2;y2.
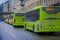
0;22;39;40
15;28;60;40
15;28;38;40
0;22;18;40
0;22;60;40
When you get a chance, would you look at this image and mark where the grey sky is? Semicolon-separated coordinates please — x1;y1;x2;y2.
0;0;8;4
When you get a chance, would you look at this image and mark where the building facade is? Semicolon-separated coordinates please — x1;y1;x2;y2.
3;0;60;13
3;1;9;12
20;0;60;12
12;0;60;13
3;0;12;12
0;4;3;12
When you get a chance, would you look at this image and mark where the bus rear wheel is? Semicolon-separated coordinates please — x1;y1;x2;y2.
33;25;38;33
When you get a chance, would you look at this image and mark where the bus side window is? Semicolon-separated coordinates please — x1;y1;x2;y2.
25;9;40;22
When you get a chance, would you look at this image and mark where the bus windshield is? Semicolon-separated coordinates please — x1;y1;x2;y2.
25;9;39;22
15;13;25;16
9;16;13;19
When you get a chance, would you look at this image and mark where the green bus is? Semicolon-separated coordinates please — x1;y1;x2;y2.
9;14;14;25
5;15;9;23
13;13;25;27
24;6;60;33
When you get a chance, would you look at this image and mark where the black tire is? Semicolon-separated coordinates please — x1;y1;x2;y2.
33;25;37;33
33;24;34;32
25;24;26;29
54;32;60;36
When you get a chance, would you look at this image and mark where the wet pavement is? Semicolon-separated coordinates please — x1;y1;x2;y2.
0;22;18;40
15;28;38;40
0;22;38;40
15;28;60;40
0;22;60;40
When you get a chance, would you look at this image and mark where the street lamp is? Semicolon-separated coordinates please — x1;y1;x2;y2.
20;0;25;12
20;0;25;7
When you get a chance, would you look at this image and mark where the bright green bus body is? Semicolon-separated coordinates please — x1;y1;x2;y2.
4;16;7;23
9;14;14;25
5;15;9;23
13;13;25;27
25;6;60;32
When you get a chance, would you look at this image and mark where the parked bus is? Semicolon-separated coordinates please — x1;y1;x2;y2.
13;13;25;27
24;6;60;33
5;15;9;23
9;14;14;25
